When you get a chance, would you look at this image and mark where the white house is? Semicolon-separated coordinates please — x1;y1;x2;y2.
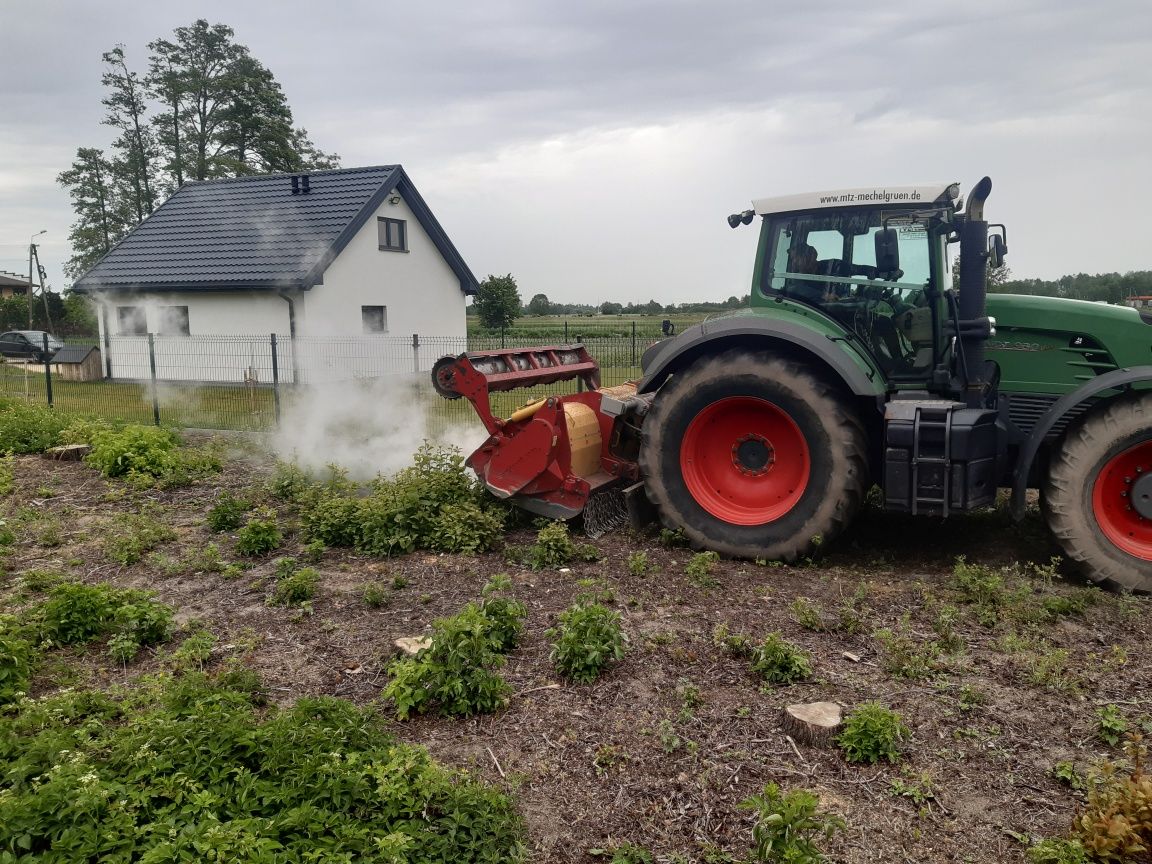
71;165;478;383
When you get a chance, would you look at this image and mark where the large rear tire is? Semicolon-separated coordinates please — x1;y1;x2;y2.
1044;393;1152;592
638;349;868;561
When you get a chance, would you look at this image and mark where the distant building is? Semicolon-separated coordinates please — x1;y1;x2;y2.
0;271;29;299
1125;296;1152;309
70;165;478;381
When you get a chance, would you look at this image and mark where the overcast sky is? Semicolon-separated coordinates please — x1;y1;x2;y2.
2;0;1151;304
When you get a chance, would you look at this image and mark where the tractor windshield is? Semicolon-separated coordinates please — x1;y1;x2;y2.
760;208;943;376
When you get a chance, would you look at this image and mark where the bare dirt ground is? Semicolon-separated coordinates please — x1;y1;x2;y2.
3;448;1150;864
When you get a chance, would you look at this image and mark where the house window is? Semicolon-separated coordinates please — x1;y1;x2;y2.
158;306;190;336
377;217;407;252
362;305;388;334
116;305;147;336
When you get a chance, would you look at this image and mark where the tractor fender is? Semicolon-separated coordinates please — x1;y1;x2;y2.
637;316;885;398
1010;366;1152;519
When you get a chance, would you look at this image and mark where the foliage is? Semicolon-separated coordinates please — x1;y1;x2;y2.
526;293;552;316
874;620;943;680
531;521;576;569
837;703;909;765
547;603;626;684
0;455;13;497
609;843;654;863
713;622;754;659
626;551;650;577
0;400;70;454
1049;735;1152;862
58;21;339;277
750;633;812;686
269;566;320;607
480;575;527;652
236;506;282;556
0;620;34;705
1097;704;1130;747
685;551;720;586
740;783;845;863
474;273;522;329
102;510;177;565
790;597;825;632
206;491;248;532
37;581;173;662
0;671;523;862
362;581;388;608
301;444;504;556
383;603;516;719
81;423;220;486
1027;839;1090;864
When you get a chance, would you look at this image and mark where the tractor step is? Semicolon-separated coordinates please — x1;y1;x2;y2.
883;400;1001;515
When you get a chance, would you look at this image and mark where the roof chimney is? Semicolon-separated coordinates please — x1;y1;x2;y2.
290;175;300;195
301;174;311;194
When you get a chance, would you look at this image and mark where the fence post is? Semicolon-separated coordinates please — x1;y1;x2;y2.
147;333;160;426
270;333;281;426
412;333;421;374
564;320;569;342
576;335;584;392
41;333;53;408
500;325;506;349
631;321;637;367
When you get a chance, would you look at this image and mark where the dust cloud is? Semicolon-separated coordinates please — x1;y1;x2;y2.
271;375;486;481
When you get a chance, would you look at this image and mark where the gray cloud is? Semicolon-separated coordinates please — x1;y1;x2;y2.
2;0;1151;300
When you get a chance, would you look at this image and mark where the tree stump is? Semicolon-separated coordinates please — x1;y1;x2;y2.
781;702;843;747
42;444;91;461
394;637;432;657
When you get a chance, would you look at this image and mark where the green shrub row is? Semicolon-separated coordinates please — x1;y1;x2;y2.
299;446;505;556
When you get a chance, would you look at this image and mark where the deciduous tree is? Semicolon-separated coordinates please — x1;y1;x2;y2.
475;275;522;329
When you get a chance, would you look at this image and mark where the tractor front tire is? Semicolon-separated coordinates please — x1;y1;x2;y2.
1044;393;1152;592
639;349;868;561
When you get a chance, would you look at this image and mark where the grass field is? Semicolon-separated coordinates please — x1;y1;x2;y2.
467;313;708;340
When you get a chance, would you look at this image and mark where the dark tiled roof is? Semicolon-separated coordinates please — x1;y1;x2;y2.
72;165;478;295
51;344;99;364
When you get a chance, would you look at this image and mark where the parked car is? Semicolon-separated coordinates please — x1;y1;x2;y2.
0;330;64;362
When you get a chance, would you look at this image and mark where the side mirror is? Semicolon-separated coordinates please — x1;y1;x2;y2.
989;234;1007;269
875;227;900;273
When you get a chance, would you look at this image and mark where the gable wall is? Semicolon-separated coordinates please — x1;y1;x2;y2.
296;193;466;341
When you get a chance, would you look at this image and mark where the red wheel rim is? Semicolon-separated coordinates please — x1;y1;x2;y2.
680;396;810;525
1092;440;1152;560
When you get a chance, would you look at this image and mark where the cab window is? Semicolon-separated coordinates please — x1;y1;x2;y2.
761;209;939;375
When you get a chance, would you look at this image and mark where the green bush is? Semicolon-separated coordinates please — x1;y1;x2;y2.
480;575;527;652
206;491;247;532
837;702;909;764
0;671;524;861
361;581;388;608
270;567;320;607
0;454;13;497
301;444;505;556
384;603;515;719
1096;704;1129;746
1027;839;1090;864
751;633;812;685
85;424;179;477
0;399;69;454
37;582;174;661
626;551;650;577
530;521;575;569
547;602;626;683
236;507;282;556
103;510;177;565
685;550;719;586
0;620;35;705
790;597;826;632
741;783;845;863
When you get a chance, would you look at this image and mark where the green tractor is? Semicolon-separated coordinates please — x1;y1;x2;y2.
438;177;1152;591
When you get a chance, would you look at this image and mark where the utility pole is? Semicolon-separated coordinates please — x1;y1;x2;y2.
28;230;45;329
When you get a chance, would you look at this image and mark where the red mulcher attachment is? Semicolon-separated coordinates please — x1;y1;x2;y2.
432;346;641;521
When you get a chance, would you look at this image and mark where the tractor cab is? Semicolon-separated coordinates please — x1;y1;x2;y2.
749;185;961;384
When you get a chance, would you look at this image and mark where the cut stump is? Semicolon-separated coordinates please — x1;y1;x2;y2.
781;701;842;747
394;637;432;657
42;444;91;461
